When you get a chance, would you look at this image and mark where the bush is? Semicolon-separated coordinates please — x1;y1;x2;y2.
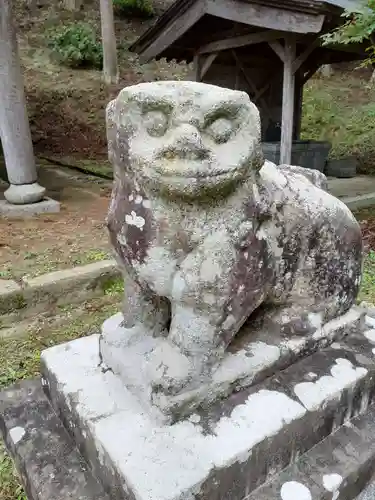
47;22;103;69
113;0;154;18
301;75;375;172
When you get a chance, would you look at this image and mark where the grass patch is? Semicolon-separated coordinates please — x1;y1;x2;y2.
0;443;26;500
0;294;122;499
3;248;113;281
0;294;27;316
0;298;121;389
113;0;154;17
359;251;375;304
102;276;124;296
301;74;375;173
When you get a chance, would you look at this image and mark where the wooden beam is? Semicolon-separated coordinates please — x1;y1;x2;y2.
269;41;286;63
280;39;296;165
234;57;240;90
253;69;281;101
271;38;320;75
231;50;272;120
193;53;201;81
198;30;285;55
302;62;321;84
139;0;206;63
254;80;271;101
292;39;320;73
293;70;304;140
324;42;368;55
199;52;218;79
206;0;325;34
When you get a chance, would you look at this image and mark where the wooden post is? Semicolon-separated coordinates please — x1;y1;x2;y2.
293;70;304;140
99;0;119;85
280;39;296;165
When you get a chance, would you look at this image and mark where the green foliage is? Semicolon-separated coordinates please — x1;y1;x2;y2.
47;22;103;69
322;0;375;65
0;296;122;500
113;0;154;18
359;250;375;303
103;277;124;296
0;443;26;500
301;76;375;167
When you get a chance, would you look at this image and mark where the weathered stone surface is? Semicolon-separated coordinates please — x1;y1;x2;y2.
100;306;364;418
0;196;60;216
39;316;375;500
3;365;375;500
0;380;109;500
101;80;363;413
4;182;46;204
247;402;375;500
356;477;375;500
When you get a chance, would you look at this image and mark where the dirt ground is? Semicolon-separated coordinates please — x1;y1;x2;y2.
0;162;113;280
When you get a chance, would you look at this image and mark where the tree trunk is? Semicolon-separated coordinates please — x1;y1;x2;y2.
99;0;119;85
0;0;45;204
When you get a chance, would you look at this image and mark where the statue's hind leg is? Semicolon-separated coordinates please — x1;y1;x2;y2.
263;247;362;337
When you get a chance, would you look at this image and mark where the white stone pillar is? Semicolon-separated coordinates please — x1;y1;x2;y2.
0;0;45;204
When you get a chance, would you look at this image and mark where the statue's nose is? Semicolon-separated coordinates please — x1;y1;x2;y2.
159;123;210;161
175;123;203;149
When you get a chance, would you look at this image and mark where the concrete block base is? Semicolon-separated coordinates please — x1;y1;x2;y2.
0;197;60;217
3;311;375;499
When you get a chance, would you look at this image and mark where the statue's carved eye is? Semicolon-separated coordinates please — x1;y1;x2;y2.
144;110;168;137
205;117;233;144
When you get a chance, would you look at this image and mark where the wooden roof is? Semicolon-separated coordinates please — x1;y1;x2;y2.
130;0;365;63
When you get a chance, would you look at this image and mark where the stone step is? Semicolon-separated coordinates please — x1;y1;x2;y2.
0;380;109;500
0;260;120;331
37;318;375;500
3;316;375;500
246;401;375;500
2;335;375;500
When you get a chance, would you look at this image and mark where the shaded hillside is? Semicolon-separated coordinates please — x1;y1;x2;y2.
13;0;375;174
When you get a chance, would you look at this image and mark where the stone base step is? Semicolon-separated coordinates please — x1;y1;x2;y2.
247;401;375;500
2;379;375;500
0;380;109;500
3;311;375;499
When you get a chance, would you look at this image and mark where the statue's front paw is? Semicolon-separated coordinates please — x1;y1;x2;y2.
147;341;195;395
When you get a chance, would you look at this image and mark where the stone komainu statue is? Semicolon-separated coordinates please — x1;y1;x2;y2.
101;81;362;400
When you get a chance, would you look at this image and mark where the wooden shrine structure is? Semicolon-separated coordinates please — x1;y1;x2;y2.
130;0;367;164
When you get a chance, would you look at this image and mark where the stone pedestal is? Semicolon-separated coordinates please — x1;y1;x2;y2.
0;196;60;217
3;307;375;500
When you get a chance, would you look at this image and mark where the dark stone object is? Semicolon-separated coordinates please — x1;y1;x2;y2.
325;157;357;178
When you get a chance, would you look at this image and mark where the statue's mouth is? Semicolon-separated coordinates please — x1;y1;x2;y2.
154;161;234;178
154;148;236;179
158;146;210;162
